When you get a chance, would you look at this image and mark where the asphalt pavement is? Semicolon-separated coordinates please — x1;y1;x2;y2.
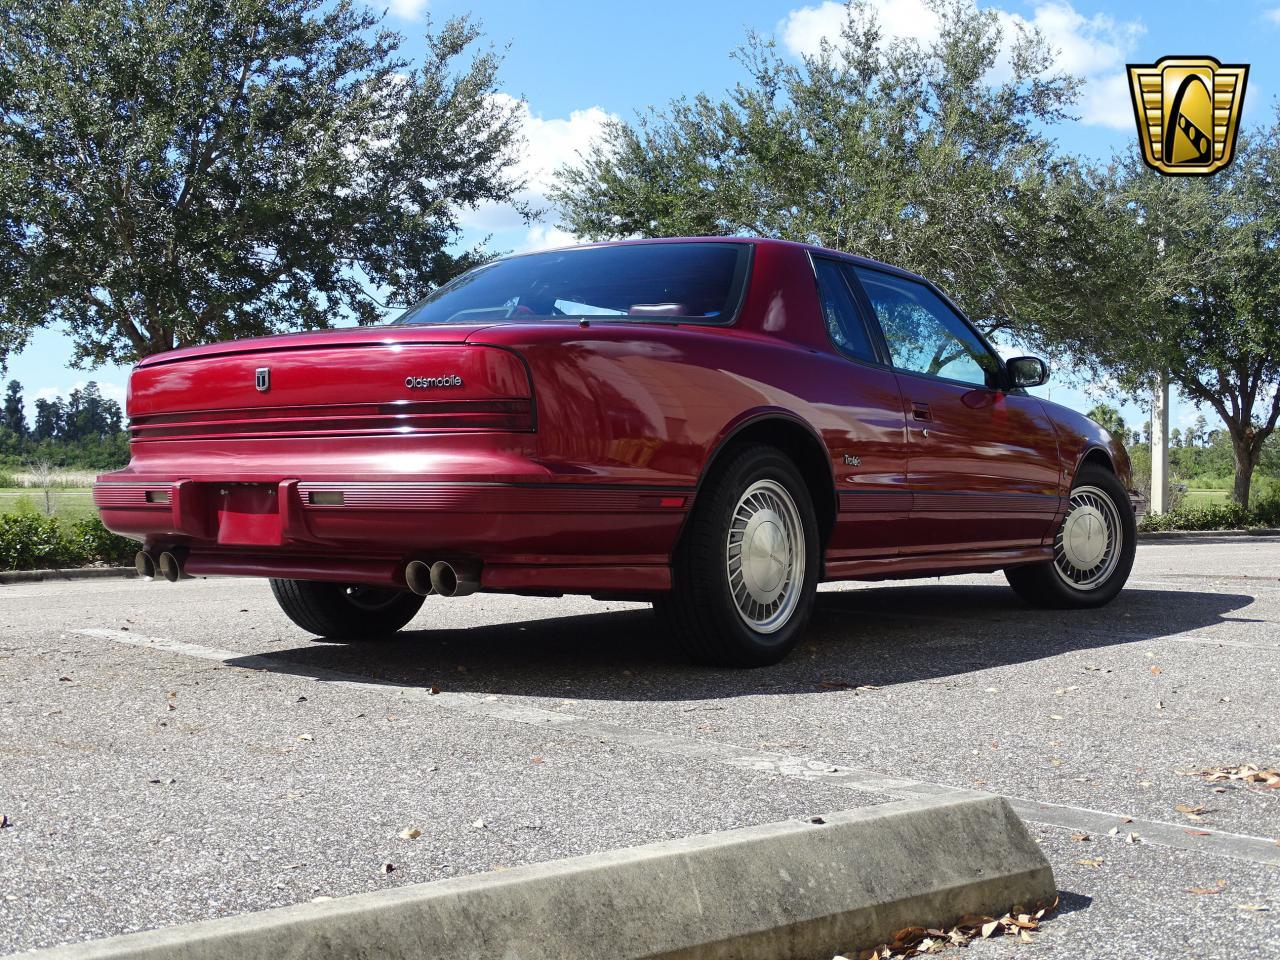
1;539;1278;958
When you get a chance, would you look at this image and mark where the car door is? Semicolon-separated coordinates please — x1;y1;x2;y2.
808;256;912;560
848;265;1061;553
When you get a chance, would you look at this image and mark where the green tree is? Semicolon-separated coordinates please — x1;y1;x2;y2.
1085;403;1126;442
551;0;1080;338
32;398;61;441
0;0;527;369
1050;123;1280;509
1190;414;1208;448
2;380;25;436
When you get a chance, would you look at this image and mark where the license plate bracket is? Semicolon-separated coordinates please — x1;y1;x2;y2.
215;485;283;546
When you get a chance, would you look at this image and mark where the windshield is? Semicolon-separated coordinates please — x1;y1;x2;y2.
393;242;751;326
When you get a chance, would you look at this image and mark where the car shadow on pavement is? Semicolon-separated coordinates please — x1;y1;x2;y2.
227;583;1256;703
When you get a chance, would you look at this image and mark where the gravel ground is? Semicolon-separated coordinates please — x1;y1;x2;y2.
1;539;1277;958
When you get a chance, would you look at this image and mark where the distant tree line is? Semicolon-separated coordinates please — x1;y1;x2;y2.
0;380;127;469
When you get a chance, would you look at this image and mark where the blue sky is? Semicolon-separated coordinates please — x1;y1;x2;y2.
8;0;1280;438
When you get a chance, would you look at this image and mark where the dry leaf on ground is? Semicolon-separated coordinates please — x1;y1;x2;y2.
1177;764;1280;788
839;899;1058;960
1186;880;1227;895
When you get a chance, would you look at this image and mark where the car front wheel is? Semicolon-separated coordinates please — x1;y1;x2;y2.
1005;463;1136;608
270;578;425;640
656;444;819;667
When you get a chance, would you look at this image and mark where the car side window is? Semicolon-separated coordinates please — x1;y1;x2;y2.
812;258;876;363
852;267;1000;388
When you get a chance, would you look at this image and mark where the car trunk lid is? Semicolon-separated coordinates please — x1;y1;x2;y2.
128;325;534;441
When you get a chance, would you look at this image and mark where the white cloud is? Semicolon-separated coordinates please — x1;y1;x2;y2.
380;0;427;21
458;96;616;246
520;225;579;253
782;0;939;52
780;0;1144;129
1078;71;1136;130
1265;7;1280;25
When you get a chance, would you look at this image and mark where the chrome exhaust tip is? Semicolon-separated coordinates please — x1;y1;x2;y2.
157;550;187;583
404;560;436;597
135;551;157;581
429;560;480;598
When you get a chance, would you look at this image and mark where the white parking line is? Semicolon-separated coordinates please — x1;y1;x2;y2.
75;627;1280;868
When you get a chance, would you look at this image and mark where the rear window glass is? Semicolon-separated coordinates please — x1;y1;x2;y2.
394;243;751;326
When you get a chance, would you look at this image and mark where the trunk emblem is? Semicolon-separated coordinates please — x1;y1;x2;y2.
255;367;270;392
405;374;464;389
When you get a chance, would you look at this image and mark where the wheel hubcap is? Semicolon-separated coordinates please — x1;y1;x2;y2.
727;479;805;633
1054;486;1122;590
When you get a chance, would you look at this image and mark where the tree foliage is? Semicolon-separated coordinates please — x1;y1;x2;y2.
0;0;527;369
1085;404;1126;442
1046;124;1280;509
2;381;24;436
551;0;1081;337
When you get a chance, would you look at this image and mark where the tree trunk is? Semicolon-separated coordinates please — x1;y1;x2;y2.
1230;436;1257;510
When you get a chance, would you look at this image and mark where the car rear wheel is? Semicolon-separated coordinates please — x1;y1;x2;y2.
1005;464;1136;608
656;444;819;667
269;578;425;640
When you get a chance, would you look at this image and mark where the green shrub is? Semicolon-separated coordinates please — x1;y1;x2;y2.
0;513;136;570
0;471;17;487
0;513;75;569
1139;496;1280;532
66;516;137;566
1251;493;1280;528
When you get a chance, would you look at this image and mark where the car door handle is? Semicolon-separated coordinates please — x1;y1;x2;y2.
911;402;932;422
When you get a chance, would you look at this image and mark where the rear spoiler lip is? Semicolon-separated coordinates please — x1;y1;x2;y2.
135;324;500;369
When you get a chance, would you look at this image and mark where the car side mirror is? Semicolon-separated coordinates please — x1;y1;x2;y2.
1006;356;1048;388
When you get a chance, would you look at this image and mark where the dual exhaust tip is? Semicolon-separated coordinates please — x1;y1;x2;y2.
135;551;478;597
405;560;479;598
135;549;187;583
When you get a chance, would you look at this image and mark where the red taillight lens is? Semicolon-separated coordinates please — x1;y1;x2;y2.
375;399;534;432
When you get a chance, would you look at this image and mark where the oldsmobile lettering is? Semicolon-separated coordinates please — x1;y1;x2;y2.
405;374;464;389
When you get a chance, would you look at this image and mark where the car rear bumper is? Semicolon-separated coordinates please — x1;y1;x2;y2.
94;478;691;595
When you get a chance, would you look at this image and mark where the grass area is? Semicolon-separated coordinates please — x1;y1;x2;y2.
1183;488;1231;508
0;488;98;523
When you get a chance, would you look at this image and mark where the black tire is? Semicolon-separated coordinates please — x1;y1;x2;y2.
655;444;820;667
269;579;425;641
1005;464;1136;608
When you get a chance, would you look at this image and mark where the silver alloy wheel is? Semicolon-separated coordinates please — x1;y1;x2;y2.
726;479;805;634
1053;484;1123;591
343;585;403;611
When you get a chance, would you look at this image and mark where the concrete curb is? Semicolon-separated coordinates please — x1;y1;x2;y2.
1137;527;1280;542
0;566;136;585
9;793;1054;960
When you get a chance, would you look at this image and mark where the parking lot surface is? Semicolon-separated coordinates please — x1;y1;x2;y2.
2;538;1278;958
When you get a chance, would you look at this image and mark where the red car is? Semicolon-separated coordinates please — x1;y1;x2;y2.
95;238;1137;666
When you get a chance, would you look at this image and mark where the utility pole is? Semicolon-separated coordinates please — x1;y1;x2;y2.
1150;375;1170;514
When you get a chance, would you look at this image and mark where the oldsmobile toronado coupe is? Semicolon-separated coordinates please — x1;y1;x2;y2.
96;238;1138;666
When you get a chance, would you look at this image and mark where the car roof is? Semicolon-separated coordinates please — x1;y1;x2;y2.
502;236;931;285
